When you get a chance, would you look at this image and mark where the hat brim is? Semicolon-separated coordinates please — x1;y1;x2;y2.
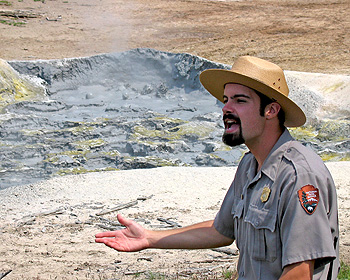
200;69;306;127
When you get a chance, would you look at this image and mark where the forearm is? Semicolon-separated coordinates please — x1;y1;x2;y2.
146;220;233;249
279;260;314;280
95;215;233;252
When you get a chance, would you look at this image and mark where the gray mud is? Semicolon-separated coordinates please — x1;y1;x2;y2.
1;48;349;189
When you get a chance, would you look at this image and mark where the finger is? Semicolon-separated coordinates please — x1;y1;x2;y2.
95;238;112;246
96;238;123;251
117;214;134;227
95;231;117;238
103;239;118;248
95;237;115;244
95;238;107;243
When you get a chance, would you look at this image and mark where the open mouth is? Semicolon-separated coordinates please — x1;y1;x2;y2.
223;115;240;133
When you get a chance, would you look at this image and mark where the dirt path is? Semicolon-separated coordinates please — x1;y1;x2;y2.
0;0;349;74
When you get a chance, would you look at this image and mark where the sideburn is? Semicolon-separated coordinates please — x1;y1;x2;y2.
255;90;286;129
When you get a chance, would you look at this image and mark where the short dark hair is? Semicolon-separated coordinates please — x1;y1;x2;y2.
255;90;286;129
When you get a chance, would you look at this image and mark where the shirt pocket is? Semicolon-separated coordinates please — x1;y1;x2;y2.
245;205;278;262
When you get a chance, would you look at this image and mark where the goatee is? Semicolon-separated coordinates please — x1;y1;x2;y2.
222;131;245;147
222;113;245;147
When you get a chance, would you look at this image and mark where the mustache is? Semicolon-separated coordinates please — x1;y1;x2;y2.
223;114;241;124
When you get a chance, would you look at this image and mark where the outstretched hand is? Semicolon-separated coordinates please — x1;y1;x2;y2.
95;214;150;252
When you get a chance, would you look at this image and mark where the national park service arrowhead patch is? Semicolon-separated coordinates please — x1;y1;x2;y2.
297;185;319;215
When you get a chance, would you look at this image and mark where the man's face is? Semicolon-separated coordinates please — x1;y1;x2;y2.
222;84;265;147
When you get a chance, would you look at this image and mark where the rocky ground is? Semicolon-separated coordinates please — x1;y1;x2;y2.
1;49;349;189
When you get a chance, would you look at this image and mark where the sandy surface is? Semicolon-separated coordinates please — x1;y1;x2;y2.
0;0;349;74
0;162;350;279
0;167;239;279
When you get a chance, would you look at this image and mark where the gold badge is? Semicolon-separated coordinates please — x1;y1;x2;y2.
261;187;271;203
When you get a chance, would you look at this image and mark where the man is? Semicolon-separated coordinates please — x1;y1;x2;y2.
95;56;339;279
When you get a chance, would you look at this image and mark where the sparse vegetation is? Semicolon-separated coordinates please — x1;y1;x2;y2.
339;261;350;280
221;268;237;279
0;0;11;6
0;19;26;26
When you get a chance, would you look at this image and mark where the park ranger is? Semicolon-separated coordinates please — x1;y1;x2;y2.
96;56;339;279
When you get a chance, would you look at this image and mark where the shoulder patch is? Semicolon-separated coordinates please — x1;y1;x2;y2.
297;185;319;215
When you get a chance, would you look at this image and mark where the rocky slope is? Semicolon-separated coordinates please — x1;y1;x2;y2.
0;48;349;188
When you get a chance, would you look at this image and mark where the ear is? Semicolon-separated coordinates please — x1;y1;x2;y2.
265;102;281;120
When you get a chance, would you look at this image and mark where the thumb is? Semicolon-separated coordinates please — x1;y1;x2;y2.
117;214;133;227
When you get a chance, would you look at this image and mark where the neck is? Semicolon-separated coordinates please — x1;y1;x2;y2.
247;127;284;170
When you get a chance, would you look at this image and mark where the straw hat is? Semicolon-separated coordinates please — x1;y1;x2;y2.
199;56;306;127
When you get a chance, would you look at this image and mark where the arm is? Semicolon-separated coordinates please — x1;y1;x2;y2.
95;214;233;252
279;260;315;280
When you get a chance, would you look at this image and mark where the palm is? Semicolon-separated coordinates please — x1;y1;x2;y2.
95;214;149;252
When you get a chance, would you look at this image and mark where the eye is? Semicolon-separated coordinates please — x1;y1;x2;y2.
237;99;247;103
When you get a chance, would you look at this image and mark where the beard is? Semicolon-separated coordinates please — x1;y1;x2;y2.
222;113;245;147
222;130;245;147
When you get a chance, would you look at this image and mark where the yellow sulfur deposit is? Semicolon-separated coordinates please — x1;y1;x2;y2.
0;59;46;108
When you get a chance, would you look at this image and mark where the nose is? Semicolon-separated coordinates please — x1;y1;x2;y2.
222;102;232;114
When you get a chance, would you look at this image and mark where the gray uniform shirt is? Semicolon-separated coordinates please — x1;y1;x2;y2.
214;129;339;279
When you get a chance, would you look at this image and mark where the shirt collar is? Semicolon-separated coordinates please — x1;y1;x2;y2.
259;129;295;181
